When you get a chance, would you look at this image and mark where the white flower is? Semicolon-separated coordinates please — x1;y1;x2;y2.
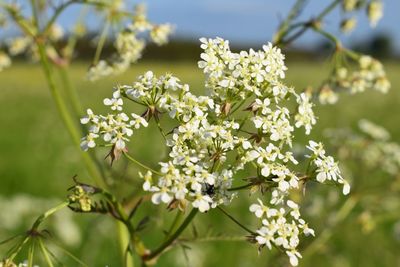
151;187;172;204
314;156;342;183
367;1;383;27
130;113;148;129
254;98;271;115
150;24;174;45
306;140;325;158
104;97;123;111
249;199;277;218
80;133;99;151
294;93;316;135
286;250;302;266
192;193;213;212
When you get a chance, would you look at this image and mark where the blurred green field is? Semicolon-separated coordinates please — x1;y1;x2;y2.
1;61;400;266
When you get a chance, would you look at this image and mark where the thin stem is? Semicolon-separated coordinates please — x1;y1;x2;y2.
275;0;342;47
28;239;35;267
145;209;198;261
0;233;23;246
274;0;308;44
312;27;341;47
36;41;105;187
30;0;39;29
43;0;83;34
217;207;256;235
93;19;110;65
185;236;246;243
165;210;184;240
228;183;253;191
48;238;89;267
3;5;35;37
123;152;162;176
8;236;30;262
316;0;341;21
154;117;167;141
63;7;88;62
58;66;83;116
38;239;54;267
31;202;69;231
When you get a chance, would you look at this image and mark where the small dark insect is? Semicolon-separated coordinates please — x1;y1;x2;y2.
203;184;215;196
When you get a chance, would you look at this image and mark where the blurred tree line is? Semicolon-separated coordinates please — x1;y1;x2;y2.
4;32;397;62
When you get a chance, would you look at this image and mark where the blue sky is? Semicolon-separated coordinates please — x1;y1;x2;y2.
58;0;400;52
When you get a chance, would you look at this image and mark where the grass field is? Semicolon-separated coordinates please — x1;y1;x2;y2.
0;60;399;266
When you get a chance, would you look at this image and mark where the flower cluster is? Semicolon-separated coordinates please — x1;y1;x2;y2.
81;38;350;266
87;4;173;81
340;0;384;33
80;86;149;151
367;0;384;27
319;54;390;104
0;2;172;76
250;199;314;266
68;185;92;212
307;141;350;195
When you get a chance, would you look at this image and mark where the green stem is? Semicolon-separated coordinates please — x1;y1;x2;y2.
316;0;341;21
58;66;83;116
43;0;83;34
123;152;162;176
145;209;198;261
116;222;135;267
93;19;110;65
228;183;253;192
31;202;69;231
274;0;308;44
36;42;105;187
275;0;342;47
38;239;54;267
165;211;184;240
217;207;256;235
312;27;341;47
186;236;246;243
29;0;39;29
28;239;35;267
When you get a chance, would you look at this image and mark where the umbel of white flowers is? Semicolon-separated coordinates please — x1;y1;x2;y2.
80;37;350;266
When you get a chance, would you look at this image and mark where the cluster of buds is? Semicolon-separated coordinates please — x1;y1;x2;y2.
68;185;94;212
81;38;351;266
87;4;173;81
318;54;390;105
0;2;172;76
340;0;384;34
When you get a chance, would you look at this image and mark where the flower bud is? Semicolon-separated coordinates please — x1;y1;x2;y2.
343;0;359;12
340;18;357;34
367;1;383;27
